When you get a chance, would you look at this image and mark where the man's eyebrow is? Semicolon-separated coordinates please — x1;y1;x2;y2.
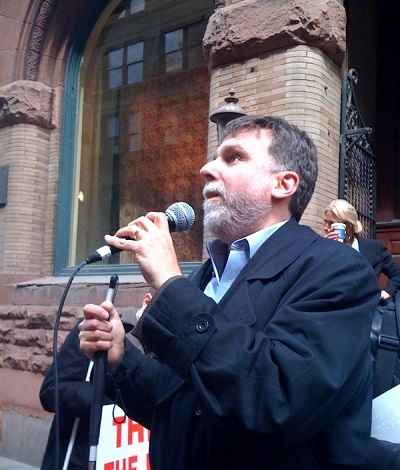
219;142;247;154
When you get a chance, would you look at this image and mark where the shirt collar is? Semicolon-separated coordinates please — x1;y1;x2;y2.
352;236;360;252
206;220;288;281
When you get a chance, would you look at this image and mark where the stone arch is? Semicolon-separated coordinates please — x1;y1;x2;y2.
19;0;111;86
24;0;59;81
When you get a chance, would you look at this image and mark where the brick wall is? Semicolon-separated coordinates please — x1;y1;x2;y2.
0;124;57;276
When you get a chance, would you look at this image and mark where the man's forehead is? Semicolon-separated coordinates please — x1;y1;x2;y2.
220;128;272;149
224;127;271;140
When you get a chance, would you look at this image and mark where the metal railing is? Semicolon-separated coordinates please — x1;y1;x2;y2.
339;69;376;238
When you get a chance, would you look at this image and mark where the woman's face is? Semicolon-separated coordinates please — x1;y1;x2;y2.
323;210;355;242
323;210;339;234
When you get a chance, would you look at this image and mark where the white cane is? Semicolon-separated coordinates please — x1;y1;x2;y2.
62;361;94;470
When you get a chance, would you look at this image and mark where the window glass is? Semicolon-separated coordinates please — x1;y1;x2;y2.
166;29;183;52
70;0;212;266
109;48;124;68
131;0;145;14
128;62;143;84
127;42;144;63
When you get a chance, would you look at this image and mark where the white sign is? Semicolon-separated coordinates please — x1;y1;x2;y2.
371;384;400;443
97;404;150;470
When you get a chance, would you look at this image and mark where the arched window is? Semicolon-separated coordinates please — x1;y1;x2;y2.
55;0;213;275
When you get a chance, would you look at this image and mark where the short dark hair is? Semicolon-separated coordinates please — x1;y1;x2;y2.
222;115;318;221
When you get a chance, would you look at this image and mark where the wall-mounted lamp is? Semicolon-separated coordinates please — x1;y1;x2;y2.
210;89;246;144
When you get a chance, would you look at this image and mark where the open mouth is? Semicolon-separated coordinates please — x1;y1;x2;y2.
205;190;221;200
203;185;224;201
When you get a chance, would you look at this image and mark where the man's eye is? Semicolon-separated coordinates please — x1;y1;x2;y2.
229;155;240;162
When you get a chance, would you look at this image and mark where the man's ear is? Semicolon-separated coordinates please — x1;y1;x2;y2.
271;171;299;199
143;292;152;308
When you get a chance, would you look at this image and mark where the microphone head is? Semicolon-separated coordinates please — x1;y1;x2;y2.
165;202;195;232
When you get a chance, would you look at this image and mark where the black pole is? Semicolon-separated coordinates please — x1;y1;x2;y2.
87;275;119;469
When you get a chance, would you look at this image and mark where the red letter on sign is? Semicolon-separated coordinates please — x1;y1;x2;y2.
113;416;126;448
128;419;144;445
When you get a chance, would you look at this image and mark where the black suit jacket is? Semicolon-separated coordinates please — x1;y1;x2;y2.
358;236;400;296
113;219;382;469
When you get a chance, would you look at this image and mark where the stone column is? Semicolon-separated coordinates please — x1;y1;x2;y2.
0;80;56;278
204;0;346;230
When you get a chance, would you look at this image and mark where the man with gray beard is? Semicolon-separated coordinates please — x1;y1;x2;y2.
79;116;395;468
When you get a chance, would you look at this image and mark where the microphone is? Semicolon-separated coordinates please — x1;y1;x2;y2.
85;202;195;265
165;201;195;232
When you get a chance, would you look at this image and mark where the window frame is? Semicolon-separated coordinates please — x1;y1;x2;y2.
54;0;203;276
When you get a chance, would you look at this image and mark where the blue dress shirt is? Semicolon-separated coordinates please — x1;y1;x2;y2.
204;220;287;302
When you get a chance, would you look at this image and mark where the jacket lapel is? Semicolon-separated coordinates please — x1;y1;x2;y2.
189;219;319;324
244;218;318;280
218;219;319;320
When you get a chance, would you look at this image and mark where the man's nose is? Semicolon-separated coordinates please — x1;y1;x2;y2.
200;159;218;180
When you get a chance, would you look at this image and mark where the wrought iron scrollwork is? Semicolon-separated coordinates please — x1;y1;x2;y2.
340;69;376;238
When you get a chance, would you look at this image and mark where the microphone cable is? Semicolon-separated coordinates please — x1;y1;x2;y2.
53;259;87;470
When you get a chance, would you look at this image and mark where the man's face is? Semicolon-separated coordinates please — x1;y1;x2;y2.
200;129;278;244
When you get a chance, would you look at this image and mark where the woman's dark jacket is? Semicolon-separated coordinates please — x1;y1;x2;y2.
358;236;400;296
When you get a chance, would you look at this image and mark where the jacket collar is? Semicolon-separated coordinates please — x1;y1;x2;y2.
191;218;319;288
244;218;318;280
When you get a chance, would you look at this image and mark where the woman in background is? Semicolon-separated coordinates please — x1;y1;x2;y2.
324;199;400;301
